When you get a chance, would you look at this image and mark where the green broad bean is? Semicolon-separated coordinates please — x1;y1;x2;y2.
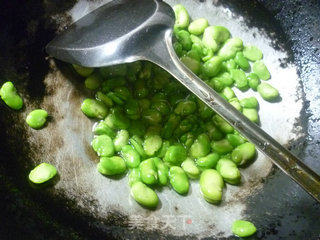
212;26;231;44
216;158;241;184
138;98;150;111
252;60;270;80
154;157;169;186
240;97;259;109
164;145;187;166
188;18;208;35
176;30;192;50
174;42;183;57
131;182;159;209
100;64;127;77
208;78;225;92
105;108;130;130
234;52;250;71
215;72;234;87
95;91;113;107
81;98;108;119
191;43;204;57
145;125;161;137
143;135;163;156
142;109;162;125
93;121;116;138
180;132;195;149
231;142;256;166
212;115;234;134
173;4;189;29
128;168;141;187
197;100;214;119
98;156;126;176
242;108;259;123
0;81;23;110
139;62;153;80
199;169;224;204
202;47;214;62
257;83;279;101
222;59;238;72
113;86;131;101
101;77;126;92
211;139;234;155
121;145;141;168
205;122;224;141
196;153;220;170
84;72;101;90
174;118;193;137
229;98;242;112
107;91;124;105
130;135;147;159
174;100;196;116
222;87;235;100
218;37;243;60
243;45;263;61
247;73;261;91
134;80;149;98
202;27;219;52
113;130;129;152
202;56;223;77
125;100;140;119
92;135;115;157
189;133;211;158
72;64;94;77
169;166;189;195
181;158;200;179
139;158;158;185
26;109;48;129
161;114;180;139
129;120;146;137
180;56;201;74
156;140;170;158
28;163;57;184
127;61;142;75
151;99;170;116
190;34;202;43
230;69;249;91
231;220;257;238
226;134;246;147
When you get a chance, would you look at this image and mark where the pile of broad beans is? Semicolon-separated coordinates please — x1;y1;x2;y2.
74;4;280;209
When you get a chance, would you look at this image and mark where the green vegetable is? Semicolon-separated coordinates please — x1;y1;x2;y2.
247;73;261;91
113;130;129;152
164;145;187;166
231;220;257;237
128;168;141;187
202;56;223;77
243;45;263;61
169;166;189;194
26;109;48;129
212;115;234;134
92;135;115;157
242;108;259;123
240;97;259;109
252;60;270;80
216;158;241;184
97;156;126;176
257;83;279;101
199;169;224;204
189;133;211;158
85;72;101;90
130;135;147;159
218;38;243;60
188;18;208;35
29;163;57;184
181;158;200;179
173;4;190;29
95;91;113;107
0;81;23;110
81;98;108;119
234;52;250;71
176;30;192;50
211;139;234;155
93;121;116;138
231;142;256;166
196;153;220;170
105;108;130;130
154;157;169;186
139;158;158;185
230;69;249;91
121;145;141;168
143;135;163;156
131;182;159;209
72;64;94;77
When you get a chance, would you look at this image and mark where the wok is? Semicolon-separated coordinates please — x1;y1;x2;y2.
0;0;319;239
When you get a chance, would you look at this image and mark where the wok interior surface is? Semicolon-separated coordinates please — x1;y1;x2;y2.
0;0;319;239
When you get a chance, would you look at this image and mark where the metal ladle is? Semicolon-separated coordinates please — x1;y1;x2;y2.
46;0;320;202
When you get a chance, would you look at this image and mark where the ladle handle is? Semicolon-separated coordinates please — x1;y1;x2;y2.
147;30;320;203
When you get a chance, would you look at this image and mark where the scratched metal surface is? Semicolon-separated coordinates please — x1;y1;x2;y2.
0;0;319;239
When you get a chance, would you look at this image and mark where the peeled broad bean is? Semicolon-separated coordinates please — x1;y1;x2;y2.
93;121;116;138
230;69;249;91
180;56;201;74
97;156;126;176
161;114;181;139
231;220;257;238
164;145;187;166
81;98;108;119
181;158;200;179
174;100;196;116
199;169;224;204
242;108;259;123
212;115;234;134
128;168;141;187
180;132;195;149
72;64;94;77
129;120;146;137
26;109;48;129
176;30;192;50
105;108;130;130
253;60;270;80
205;122;224;141
130;135;147;159
113;130;129;152
169;166;189;194
143;135;163;156
231;142;256;166
196;153;220;170
243;45;263;61
189;133;211;158
214;72;234;87
156;140;170;158
211;139;234;155
222;59;238;72
92;135;115;157
229;98;242;112
222;87;235;100
121;145;141;168
173;4;190;29
85;72;101;90
154;157;169;186
95;91;113;107
139;158;158;185
0;81;23;110
210;26;230;44
247;73;260;91
234;52;250;71
188;18;208;35
216;158;241;184
218;38;243;60
257;83;279;101
202;27;218;52
29;163;57;184
202;56;223;77
131;182;159;209
226;134;246;147
240;97;259;109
